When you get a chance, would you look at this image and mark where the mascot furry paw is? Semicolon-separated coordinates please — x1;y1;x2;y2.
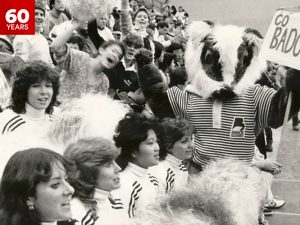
136;21;300;168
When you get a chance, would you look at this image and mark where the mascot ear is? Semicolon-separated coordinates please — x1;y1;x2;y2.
243;28;264;56
187;20;214;46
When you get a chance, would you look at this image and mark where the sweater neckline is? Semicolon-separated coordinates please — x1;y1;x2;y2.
127;162;148;177
165;153;183;168
24;103;46;120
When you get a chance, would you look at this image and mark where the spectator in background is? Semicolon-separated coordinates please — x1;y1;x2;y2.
13;0;53;65
51;20;126;100
45;0;69;35
97;14;115;41
166;42;184;67
156;21;171;47
67;34;85;51
105;33;143;96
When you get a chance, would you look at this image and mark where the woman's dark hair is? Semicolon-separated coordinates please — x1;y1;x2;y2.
114;113;158;170
10;60;60;114
64;137;120;203
158;117;194;160
0;148;68;225
67;34;85;51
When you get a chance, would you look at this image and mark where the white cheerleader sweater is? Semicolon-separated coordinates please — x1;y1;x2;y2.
112;163;159;218
149;153;188;195
71;189;129;225
0;104;53;138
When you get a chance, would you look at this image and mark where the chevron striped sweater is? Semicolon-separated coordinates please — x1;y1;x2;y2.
149;154;188;195
0;104;54;138
112;163;159;218
71;189;129;225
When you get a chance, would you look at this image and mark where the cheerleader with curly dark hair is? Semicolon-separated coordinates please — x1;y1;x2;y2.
0;60;59;140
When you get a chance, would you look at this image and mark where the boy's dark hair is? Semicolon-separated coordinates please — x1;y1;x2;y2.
100;40;127;59
157;21;169;29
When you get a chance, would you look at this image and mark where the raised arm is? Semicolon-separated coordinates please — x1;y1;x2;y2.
50;20;81;53
119;0;133;37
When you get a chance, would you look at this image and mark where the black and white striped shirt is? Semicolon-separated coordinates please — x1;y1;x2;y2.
167;85;275;166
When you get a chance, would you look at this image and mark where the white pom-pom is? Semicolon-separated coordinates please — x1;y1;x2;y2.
62;0;117;21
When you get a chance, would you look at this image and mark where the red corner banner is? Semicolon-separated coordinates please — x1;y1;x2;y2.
0;0;35;35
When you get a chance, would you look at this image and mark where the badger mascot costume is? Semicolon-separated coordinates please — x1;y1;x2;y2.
135;20;300;170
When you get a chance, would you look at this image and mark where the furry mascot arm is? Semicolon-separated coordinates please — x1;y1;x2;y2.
268;68;300;128
135;49;176;118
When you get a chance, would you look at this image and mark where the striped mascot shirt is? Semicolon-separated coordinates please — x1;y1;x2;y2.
167;85;275;167
112;163;159;218
149;153;188;195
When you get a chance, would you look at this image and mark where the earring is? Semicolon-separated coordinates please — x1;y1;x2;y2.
26;200;35;210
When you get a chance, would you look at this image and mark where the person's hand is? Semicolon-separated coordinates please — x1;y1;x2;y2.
257;159;282;175
81;209;99;225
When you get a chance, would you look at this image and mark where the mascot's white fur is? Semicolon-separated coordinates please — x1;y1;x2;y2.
185;21;266;98
0;94;129;176
132;159;266;225
48;94;129;153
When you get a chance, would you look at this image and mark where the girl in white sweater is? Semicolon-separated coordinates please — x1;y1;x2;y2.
149;117;194;195
112;113;160;218
64;137;129;225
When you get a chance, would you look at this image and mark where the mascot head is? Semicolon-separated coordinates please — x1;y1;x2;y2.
185;21;267;100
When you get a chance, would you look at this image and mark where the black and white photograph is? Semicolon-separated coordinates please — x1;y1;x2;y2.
0;0;299;224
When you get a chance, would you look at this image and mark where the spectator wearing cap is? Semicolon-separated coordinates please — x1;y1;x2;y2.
13;0;53;65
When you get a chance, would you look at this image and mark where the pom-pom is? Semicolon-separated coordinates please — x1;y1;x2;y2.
62;0;117;21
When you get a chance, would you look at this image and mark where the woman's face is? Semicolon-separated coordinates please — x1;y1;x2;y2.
134;11;149;28
35;9;45;32
96;160;121;191
32;161;74;222
27;80;53;111
132;129;160;168
169;135;193;160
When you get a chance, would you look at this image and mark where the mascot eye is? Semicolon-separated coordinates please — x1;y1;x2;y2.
204;50;214;64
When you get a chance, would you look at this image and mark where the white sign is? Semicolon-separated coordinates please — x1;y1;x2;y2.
261;7;300;70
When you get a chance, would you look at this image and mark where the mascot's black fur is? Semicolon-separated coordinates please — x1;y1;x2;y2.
135;20;300;168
